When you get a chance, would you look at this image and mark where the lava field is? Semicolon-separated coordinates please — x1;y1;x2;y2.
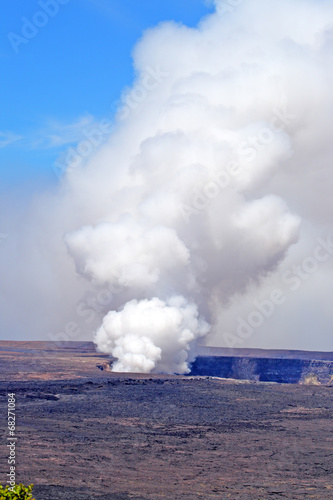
0;342;333;499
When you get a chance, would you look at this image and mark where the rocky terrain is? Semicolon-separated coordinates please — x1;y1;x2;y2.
0;341;333;499
191;353;333;384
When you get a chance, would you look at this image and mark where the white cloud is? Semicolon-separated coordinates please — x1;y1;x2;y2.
0;131;22;148
32;114;98;149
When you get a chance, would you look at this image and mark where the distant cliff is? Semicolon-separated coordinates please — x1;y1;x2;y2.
190;355;333;384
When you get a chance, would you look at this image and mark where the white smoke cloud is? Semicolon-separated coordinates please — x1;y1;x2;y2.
95;296;209;374
1;0;333;370
65;221;190;289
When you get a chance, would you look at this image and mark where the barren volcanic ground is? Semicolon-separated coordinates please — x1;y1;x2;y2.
1;342;333;499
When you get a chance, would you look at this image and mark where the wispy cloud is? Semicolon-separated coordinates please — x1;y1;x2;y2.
31;114;97;149
0;131;22;148
0;114;102;157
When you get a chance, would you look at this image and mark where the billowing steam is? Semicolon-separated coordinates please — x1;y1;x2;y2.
2;0;333;370
95;296;210;374
63;0;308;373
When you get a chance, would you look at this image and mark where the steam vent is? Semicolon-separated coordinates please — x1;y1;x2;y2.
190;347;333;385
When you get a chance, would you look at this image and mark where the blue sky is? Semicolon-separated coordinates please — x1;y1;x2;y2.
0;0;214;191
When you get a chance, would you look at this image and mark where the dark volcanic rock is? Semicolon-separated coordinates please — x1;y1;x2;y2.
31;485;149;500
1;341;333;499
1;376;333;499
190;355;333;384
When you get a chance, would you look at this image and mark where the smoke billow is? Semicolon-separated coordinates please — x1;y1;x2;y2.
95;296;210;374
2;0;333;371
63;0;306;373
